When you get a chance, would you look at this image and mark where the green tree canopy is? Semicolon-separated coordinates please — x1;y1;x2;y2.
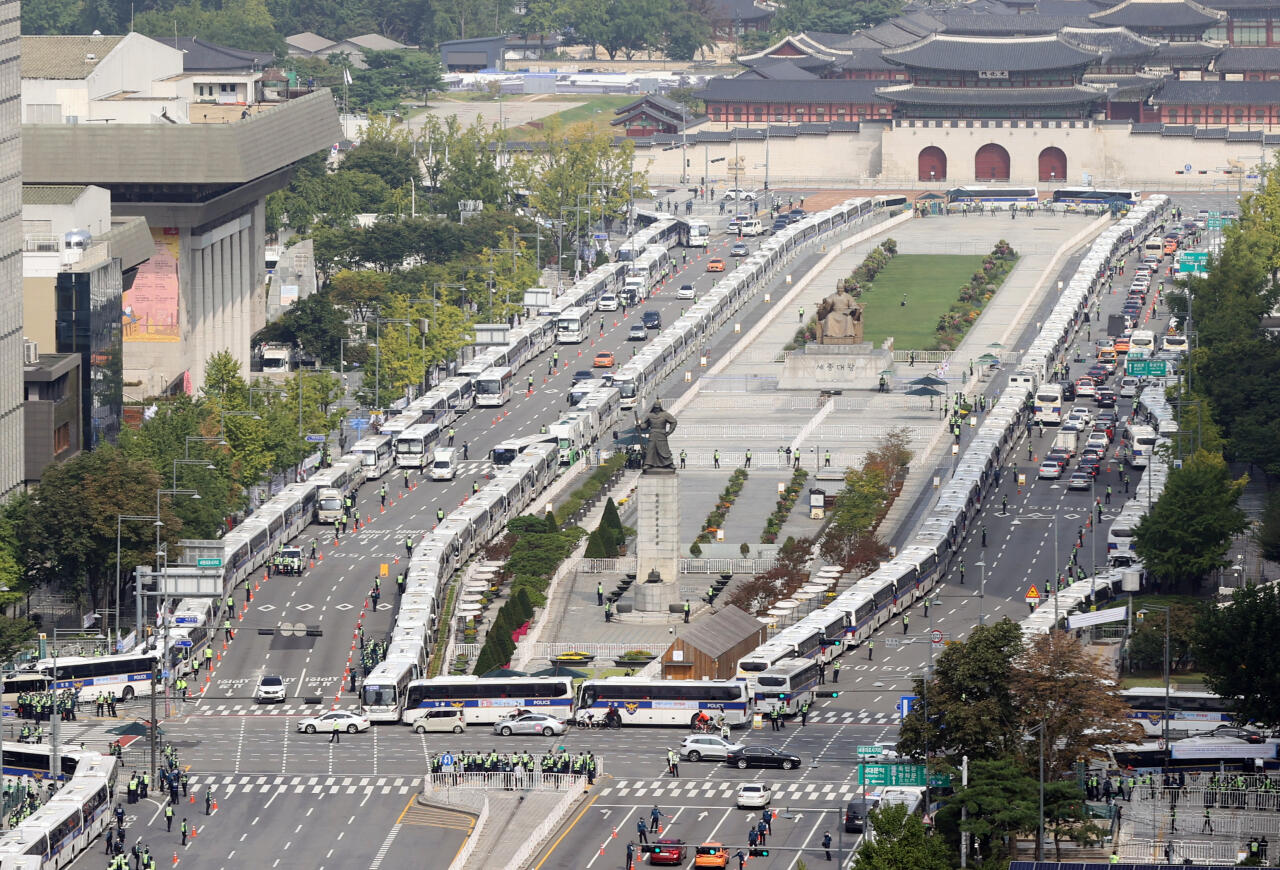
934;758;1039;863
1194;582;1280;725
1133;449;1247;592
854;802;951;870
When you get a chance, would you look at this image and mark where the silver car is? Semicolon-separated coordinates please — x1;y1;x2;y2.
680;734;744;761
492;712;567;737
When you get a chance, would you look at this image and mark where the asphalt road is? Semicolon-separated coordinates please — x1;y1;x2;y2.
75;193;1224;870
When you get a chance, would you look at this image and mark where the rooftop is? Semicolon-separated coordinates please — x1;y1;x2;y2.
22;184;88;206
21;34;126;79
700;77;889;103
340;33;411;51
670;606;765;660
1215;45;1280;72
155;36;274;72
1089;0;1226;28
883;32;1102;71
284;32;336;53
1151;78;1280;103
1060;25;1160;60
877;83;1105;104
737;57;822;80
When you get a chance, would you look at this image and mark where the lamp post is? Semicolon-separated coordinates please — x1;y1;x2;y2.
1136;605;1172;747
975;559;986;626
116;514;159;649
172;459;216;493
1027;719;1047;860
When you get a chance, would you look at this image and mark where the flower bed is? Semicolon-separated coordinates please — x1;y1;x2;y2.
692;469;748;554
934;240;1018;349
760;467;809;544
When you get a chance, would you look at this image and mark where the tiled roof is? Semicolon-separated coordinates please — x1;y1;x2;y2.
1226;129;1265;140
22;184;88;205
1200;0;1280;8
673;606;764;660
1093;74;1164;99
1152;78;1280;103
862;17;945;48
1060;25;1159;60
614;94;690;117
155;36;274;72
342;33;409;51
21;35;126;79
883;33;1102;71
737;58;821;80
935;12;1097;34
1089;0;1226;28
877;83;1105;104
708;0;775;21
1215;46;1280;72
1149;40;1225;64
833;50;897;71
700;77;890;103
284;32;336;53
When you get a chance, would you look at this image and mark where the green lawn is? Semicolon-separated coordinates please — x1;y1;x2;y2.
505;95;639;140
858;255;985;350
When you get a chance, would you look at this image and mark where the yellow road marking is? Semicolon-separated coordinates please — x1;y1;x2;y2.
532;792;600;870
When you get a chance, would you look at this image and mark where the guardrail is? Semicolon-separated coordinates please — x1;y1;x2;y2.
579;557;778;574
511;785;587;870
1120;836;1240;865
425;771;589;792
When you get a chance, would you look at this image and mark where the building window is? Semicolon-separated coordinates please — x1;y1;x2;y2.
1211;109;1224;123
753;107;764;122
1235;17;1267;45
53;422;71;455
1258;109;1267;122
1165;109;1179;123
1190;109;1202;124
733;107;743;122
836;108;846;119
1235;109;1246;123
1204;23;1227;41
795;109;805;122
774;111;784;122
712;107;722;121
815;108;825;120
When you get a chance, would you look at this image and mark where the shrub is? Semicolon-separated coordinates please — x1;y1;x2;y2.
740;542;751;558
585;529;609;558
690;541;703;557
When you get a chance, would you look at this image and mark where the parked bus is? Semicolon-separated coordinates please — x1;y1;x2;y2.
753;657;821;716
1033;383;1064;424
1107;522;1137;566
394;423;441;469
361;656;423;723
556;307;592;344
1123;423;1157;467
1121;687;1237;737
736;641;804;689
576;677;752;727
1051;187;1141;206
351;434;395;480
1143;235;1166;259
491;434;554;466
686;218;710;248
17;651;160;702
947;186;1038;207
475;367;514;407
400;676;574;725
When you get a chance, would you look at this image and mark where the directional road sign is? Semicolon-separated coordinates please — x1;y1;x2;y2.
350;418;369;431
857;746;882;756
440;752;455;773
173;616;198;626
1126;359;1168;378
175;639;193;648
899;695;918;720
305;434;327;443
859;764;928;787
196;558;223;568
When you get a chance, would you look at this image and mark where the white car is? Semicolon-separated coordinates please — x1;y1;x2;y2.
736;783;773;808
1038;460;1063;480
1085;432;1109;452
1068;407;1093;426
597;293;619;312
723;188;757;201
680;734;744;761
492;712;568;737
254;674;286;704
676;284;696;300
297;710;370;734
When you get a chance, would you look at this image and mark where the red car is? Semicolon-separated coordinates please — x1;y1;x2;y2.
649;838;687;865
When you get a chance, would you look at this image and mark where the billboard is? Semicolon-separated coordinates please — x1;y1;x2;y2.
123;228;180;342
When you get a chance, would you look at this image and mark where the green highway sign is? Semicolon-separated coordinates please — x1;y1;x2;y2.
859;763;928;787
196;558;223;568
857;746;881;756
1126;359;1168;377
928;774;953;788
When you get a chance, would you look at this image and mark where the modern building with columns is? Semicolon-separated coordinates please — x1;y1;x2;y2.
20;34;341;396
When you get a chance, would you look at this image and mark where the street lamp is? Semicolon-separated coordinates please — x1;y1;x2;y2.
1027;719;1048;861
975;559;986;625
115;514;159;649
1136;605;1172;747
172;458;216;493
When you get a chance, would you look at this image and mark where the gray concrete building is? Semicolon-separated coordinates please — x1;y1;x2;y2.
0;0;22;498
20;35;341;396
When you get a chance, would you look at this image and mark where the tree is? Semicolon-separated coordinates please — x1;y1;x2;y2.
853;802;951;870
898;619;1024;763
661;0;712;61
1194;582;1280;725
330;270;393;323
933;758;1039;863
340;127;422;192
774;0;903;34
1043;781;1106;861
1133;450;1247;592
253;289;351;365
1126;600;1197;673
420;114;509;217
1256;487;1280;564
1012;630;1141;776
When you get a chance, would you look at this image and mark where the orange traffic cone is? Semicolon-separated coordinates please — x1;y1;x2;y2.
211;800;217;812
190;826;197;839
189;793;195;804
173;852;179;865
611;827;617;839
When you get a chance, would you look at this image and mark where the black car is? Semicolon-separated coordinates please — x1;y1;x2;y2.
1095;389;1116;408
772;217;790;231
1061;381;1077;402
845;797;878;833
1212;725;1265;744
572;370;593;384
725;746;802;770
788;208;807;222
643;311;662;329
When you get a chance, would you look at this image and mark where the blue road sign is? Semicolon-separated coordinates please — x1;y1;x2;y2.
350;418;369;431
305;434;327;443
592;233;608;240
899;695;919;720
174;616;198;625
175;640;193;648
441;752;455;766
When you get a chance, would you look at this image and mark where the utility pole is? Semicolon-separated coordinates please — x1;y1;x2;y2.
959;755;970;868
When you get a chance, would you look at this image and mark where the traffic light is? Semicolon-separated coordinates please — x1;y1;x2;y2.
749;848;770;857
817;690;840;698
640;845;664;854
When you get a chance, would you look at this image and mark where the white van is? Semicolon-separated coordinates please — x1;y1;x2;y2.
1118;376;1139;398
738;219;764;237
1162;334;1188;353
411;708;466;733
429;448;458;481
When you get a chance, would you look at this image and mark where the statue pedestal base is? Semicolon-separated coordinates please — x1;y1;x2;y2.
777;344;894;391
635;470;681;611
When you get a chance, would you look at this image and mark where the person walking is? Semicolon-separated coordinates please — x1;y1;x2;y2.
204;787;213;816
1202;807;1213;833
330;718;341;744
867;639;874;660
597;583;604;606
744;449;752;468
650;805;665;832
636;819;649;845
667;748;679;778
164;804;174;832
625;842;635;870
757;819;768;847
832;660;841;683
713;450;720;469
683;600;690;624
181;819;189;847
800;700;810;727
823;831;833;861
902;613;909;635
680;450;686;469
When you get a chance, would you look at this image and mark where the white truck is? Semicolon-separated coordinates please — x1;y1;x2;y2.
1053;430;1078;457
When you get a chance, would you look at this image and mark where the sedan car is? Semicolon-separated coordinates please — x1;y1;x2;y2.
736;783;773;808
729;242;749;257
787;208;807;223
693;843;728;868
254;674;286;704
1211;725;1265;744
1075;378;1097;398
593;351;615;368
706;258;726;272
493;712;567;737
572;369;594;384
1067;471;1093;491
298;710;370;734
725;746;802;770
648;838;687;865
1095;389;1117;408
680;734;744;761
643;311;662;329
676;283;696;300
628;324;647;341
1038;460;1063;480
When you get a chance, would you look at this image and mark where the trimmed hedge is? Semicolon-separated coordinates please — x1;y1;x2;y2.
554;453;627;526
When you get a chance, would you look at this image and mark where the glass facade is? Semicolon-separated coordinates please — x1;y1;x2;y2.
55;264;123;449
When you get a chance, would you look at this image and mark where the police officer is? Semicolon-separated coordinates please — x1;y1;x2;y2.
823;831;833;860
181;818;190;846
436;507;445;524
679;450;686;469
683;600;690;623
165;803;174;832
667;748;679;778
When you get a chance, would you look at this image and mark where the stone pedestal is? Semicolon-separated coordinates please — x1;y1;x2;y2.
777;344;895;391
635;470;681;612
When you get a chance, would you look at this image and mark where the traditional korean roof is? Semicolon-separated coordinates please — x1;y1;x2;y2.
708;0;775;22
155;36;275;72
1088;73;1164;99
1199;0;1280;9
877;82;1105;105
834;49;899;71
736;57;822;80
1088;0;1225;28
610;95;697;128
1148;40;1226;66
883;33;1103;71
699;77;890;104
1150;78;1280;103
934;12;1097;34
1060;25;1159;61
737;33;840;62
1215;45;1280;72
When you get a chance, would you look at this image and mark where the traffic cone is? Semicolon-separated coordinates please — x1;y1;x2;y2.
255;581;261;591
212;800;217;812
173;852;179;865
380;504;384;514
190;826;197;839
317;550;323;561
599;845;605;856
611;827;617;839
189;793;195;804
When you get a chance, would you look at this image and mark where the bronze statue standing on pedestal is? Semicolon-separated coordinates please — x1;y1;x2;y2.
635;399;678;472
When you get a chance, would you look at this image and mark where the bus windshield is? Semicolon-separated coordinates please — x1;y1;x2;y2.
362;684;396;707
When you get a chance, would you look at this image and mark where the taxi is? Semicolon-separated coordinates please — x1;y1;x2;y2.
592;351;615;368
693;842;728;868
706;258;726;272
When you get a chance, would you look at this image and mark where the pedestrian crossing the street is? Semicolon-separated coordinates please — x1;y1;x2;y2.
189;773;418;797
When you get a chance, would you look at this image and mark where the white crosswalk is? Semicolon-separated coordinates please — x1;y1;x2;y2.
187;701;339;717
189;773;417;796
600;777;865;804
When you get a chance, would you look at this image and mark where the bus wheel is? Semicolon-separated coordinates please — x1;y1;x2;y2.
122;686;135;702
